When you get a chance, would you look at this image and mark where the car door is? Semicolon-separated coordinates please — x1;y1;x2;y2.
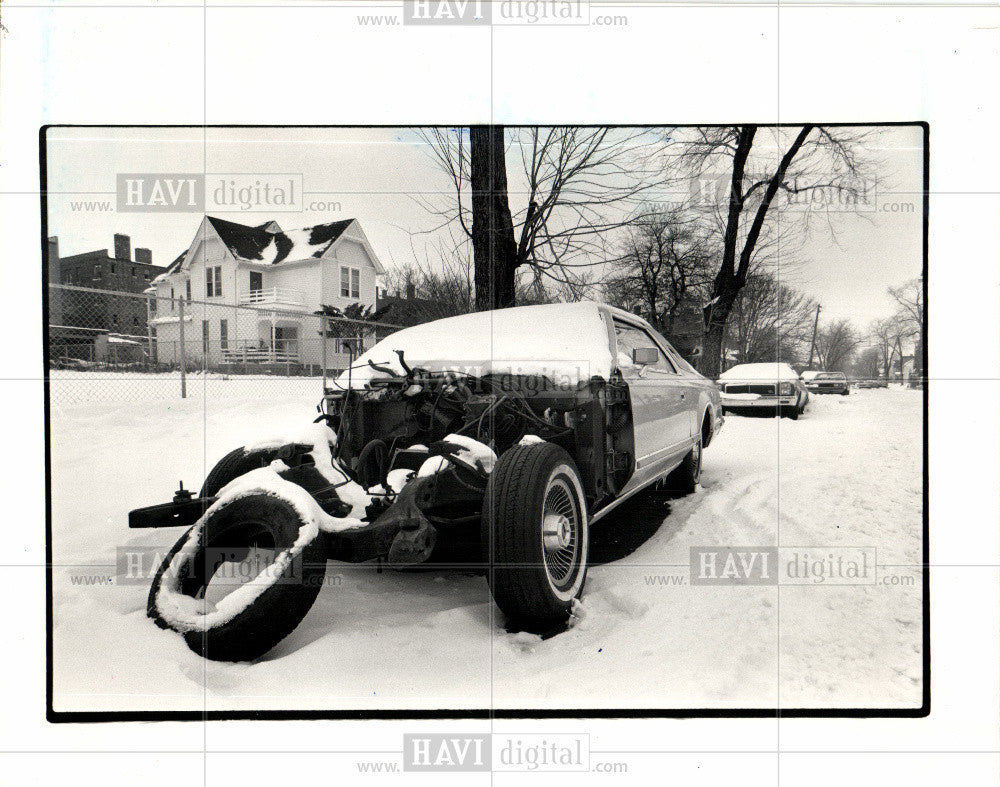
612;319;692;491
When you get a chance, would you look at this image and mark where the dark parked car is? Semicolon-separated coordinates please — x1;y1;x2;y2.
805;371;850;395
131;303;724;661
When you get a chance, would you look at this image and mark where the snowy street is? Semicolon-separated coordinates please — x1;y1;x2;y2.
49;380;923;712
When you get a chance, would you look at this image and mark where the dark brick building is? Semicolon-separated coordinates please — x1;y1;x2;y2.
49;233;166;336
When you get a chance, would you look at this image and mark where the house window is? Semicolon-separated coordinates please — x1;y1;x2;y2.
185;279;191;302
133;315;139;328
94;264;102;279
273;326;298;359
132;267;136;277
149;297;157;314
341;266;360;299
250;271;263;292
206;265;222;297
110;263;116;275
170;288;175;311
220;319;229;352
143;272;150;281
111;314;118;327
202;321;210;355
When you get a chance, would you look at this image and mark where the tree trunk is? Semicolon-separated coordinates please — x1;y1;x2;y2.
698;125;814;379
470;126;518;310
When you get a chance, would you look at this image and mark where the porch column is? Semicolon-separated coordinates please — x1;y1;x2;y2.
270;313;276;363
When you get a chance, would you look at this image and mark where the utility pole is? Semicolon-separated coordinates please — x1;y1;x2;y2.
806;304;821;370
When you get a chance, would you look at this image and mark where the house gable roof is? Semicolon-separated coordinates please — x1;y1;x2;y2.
156;216;382;283
152;250;188;283
207;216;355;266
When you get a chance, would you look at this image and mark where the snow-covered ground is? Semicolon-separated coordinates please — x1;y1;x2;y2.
48;369;324;405
49;380;923;712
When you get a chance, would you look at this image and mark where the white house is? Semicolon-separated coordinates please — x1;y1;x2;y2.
149;216;384;369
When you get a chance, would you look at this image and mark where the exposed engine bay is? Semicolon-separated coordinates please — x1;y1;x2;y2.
323;351;636;523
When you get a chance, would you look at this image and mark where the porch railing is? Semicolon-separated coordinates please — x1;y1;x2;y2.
222;339;299;364
240;288;306;306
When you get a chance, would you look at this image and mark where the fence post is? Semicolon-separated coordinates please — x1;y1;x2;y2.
178;297;187;399
321;315;328;391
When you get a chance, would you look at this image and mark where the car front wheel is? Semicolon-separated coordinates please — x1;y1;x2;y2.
482;442;588;632
663;435;702;494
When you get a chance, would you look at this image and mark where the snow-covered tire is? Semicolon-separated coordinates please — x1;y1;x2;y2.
147;494;327;662
201;447;278;497
482;443;588;631
663;435;702;495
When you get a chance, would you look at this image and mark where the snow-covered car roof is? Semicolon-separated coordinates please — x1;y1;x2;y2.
719;362;801;382
336;302;616;389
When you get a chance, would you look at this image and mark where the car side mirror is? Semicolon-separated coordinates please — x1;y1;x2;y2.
632;347;659;366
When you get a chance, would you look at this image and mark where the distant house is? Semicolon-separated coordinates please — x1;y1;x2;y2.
372;284;441;329
150;216;384;369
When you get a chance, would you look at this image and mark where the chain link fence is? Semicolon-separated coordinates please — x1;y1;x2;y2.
47;284;402;405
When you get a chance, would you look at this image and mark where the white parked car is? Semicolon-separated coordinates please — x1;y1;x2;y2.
717;362;809;419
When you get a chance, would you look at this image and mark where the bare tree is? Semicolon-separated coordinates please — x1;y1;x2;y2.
603;206;716;334
888;277;924;329
669;125;875;377
416;126;664;310
724;272;818;367
888;277;924;379
382;243;475;320
868;316;910;380
853;346;882;381
814;319;860;372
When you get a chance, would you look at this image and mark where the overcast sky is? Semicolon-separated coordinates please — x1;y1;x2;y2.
45;126;924;331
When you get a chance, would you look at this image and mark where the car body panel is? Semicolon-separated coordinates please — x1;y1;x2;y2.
597;307;722;499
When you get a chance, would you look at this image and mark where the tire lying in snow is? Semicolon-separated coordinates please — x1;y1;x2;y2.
482;442;588;632
147;493;327;662
201;447;279;497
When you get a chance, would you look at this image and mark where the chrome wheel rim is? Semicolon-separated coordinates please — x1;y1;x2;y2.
541;475;581;591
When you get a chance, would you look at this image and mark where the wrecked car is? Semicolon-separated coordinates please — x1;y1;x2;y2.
131;302;723;661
